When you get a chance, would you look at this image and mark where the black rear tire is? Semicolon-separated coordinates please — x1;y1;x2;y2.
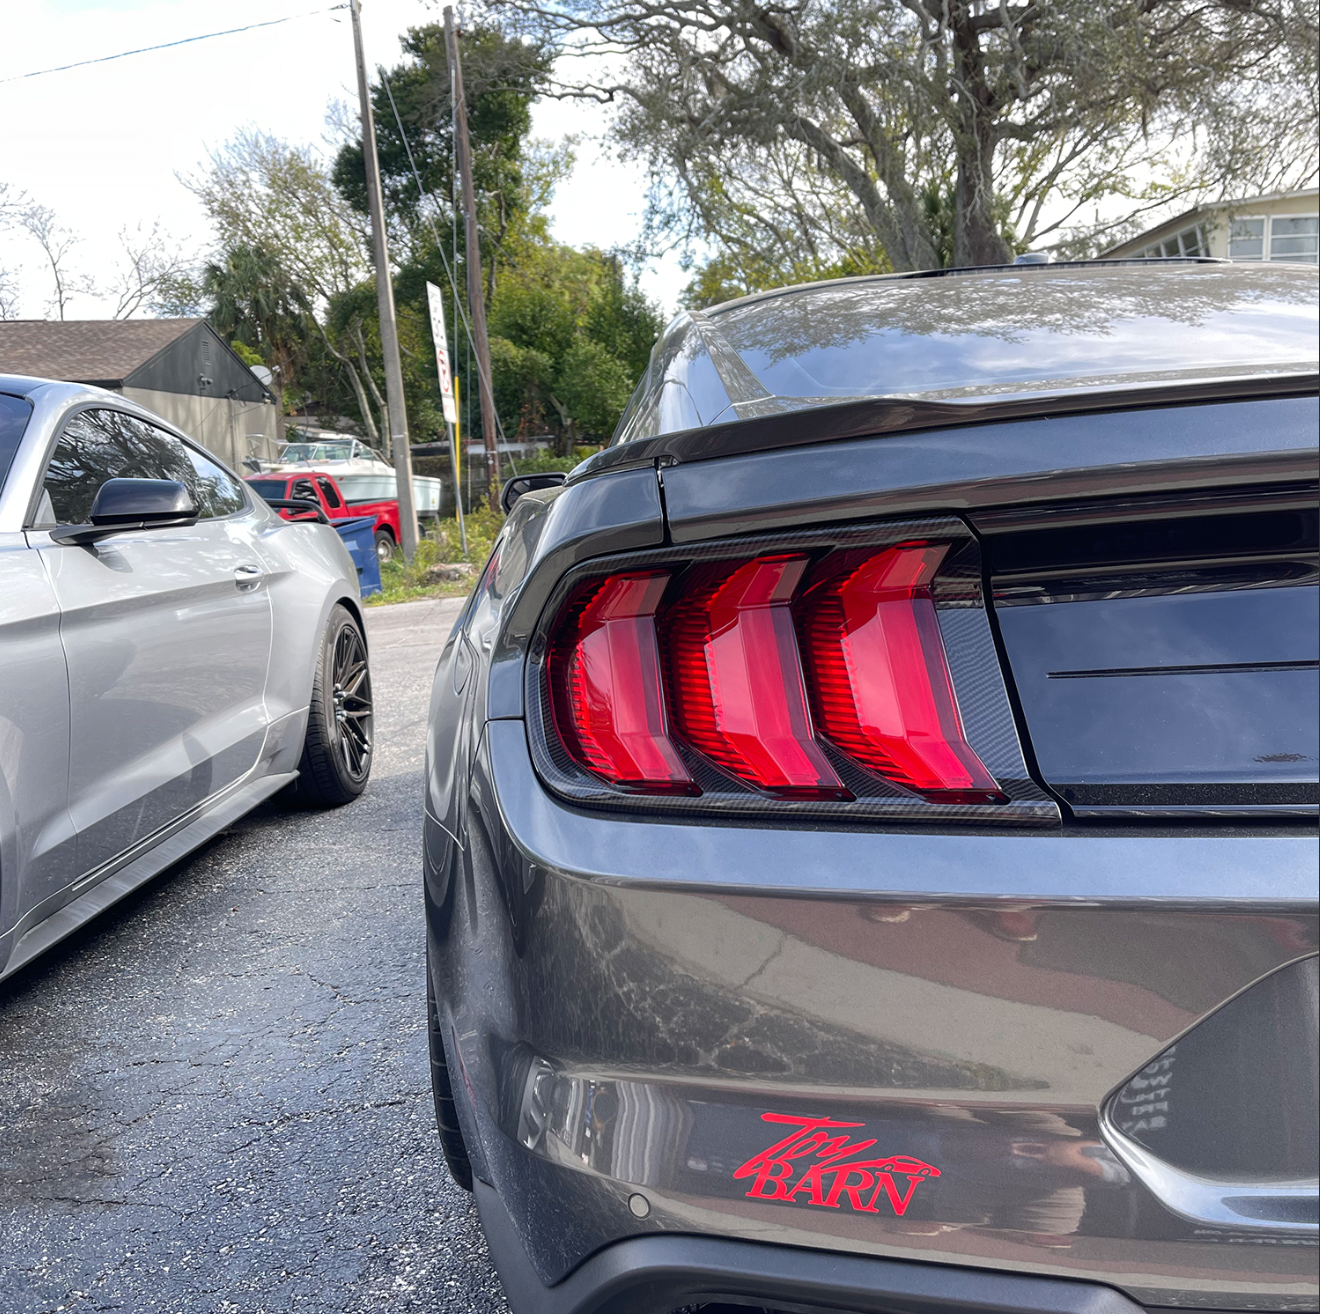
374;529;396;564
295;604;372;807
427;951;474;1191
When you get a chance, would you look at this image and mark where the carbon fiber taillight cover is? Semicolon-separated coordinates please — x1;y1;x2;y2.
524;515;1058;826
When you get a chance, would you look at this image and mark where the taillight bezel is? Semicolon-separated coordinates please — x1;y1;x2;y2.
525;514;1058;827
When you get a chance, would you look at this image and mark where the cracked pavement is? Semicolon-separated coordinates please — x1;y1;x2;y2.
0;597;511;1313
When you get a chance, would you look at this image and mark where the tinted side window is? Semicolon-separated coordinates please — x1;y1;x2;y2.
42;409;192;524
41;409;247;524
0;393;32;496
181;441;247;518
317;477;343;508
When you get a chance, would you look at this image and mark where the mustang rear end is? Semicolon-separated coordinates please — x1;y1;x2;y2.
423;261;1318;1314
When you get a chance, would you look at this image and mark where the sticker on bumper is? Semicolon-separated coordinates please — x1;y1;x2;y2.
735;1113;941;1216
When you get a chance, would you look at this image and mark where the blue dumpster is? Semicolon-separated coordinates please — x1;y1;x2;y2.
334;515;382;598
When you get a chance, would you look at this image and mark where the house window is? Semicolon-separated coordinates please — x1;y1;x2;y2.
1269;216;1318;263
1228;214;1318;263
1228;217;1265;259
1137;224;1207;258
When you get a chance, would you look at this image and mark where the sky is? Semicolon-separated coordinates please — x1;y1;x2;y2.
0;0;690;321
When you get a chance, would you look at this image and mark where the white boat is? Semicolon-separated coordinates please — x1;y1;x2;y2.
269;439;442;517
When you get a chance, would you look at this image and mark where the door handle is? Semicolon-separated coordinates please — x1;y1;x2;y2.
234;563;263;591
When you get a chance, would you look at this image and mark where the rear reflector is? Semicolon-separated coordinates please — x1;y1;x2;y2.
548;571;695;793
798;543;1004;802
663;556;850;799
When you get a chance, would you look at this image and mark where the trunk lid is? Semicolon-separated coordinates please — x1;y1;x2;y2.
977;486;1318;818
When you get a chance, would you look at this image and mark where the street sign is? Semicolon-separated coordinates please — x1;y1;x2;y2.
425;281;458;424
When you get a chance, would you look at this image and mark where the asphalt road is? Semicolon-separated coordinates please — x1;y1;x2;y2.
0;598;512;1314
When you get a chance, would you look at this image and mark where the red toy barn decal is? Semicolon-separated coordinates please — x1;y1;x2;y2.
734;1113;940;1216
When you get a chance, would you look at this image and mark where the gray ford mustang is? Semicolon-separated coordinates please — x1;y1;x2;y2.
0;379;373;983
424;260;1318;1314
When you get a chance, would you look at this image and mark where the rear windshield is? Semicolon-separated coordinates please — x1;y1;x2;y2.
0;393;33;495
707;263;1318;404
245;478;289;500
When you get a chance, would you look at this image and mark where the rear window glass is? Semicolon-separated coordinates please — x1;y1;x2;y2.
707;264;1318;405
0;393;33;495
246;478;289;500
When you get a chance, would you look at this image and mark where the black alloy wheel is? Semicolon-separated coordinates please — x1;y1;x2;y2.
330;620;372;783
296;604;373;806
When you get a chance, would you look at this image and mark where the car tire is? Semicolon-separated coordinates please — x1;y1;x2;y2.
427;951;474;1191
374;529;396;564
295;604;373;807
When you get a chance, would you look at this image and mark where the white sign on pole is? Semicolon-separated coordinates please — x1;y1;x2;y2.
425;281;458;424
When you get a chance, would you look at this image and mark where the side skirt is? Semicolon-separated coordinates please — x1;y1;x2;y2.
0;769;296;982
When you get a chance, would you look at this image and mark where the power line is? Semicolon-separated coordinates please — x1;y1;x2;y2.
1;5;349;85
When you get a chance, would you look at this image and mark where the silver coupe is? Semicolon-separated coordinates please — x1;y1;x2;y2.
0;377;374;983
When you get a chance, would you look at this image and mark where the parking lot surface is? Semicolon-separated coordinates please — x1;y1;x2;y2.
0;597;511;1313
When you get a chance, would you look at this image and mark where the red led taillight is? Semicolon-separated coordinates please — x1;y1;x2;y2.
548;571;696;793
798;542;1003;803
663;556;849;799
544;541;1003;805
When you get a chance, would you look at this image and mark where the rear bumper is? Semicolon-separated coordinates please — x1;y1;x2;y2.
427;719;1318;1311
475;1176;1159;1314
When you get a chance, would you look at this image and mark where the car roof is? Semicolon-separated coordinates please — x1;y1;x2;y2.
613;260;1318;445
697;256;1224;316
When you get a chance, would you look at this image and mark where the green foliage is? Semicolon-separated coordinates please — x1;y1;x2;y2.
506;447;599;475
192;14;662;475
369;506;506;604
488;245;662;449
228;339;263;367
333;23;551;265
203;244;314;413
551;337;634;440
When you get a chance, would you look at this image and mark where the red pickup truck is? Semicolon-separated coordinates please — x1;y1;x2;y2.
245;471;403;563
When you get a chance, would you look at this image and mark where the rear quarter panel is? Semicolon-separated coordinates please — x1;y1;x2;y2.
252;512;364;728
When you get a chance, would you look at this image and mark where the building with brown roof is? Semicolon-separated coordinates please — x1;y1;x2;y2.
0;318;279;469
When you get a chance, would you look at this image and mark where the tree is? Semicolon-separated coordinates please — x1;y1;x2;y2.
0;184;202;320
332;20;554;294
203;244;312;442
185;132;387;443
497;0;1319;276
330;19;657;454
15;202;95;320
487;244;662;450
0;184;23;318
110;222;198;319
183;20;664;463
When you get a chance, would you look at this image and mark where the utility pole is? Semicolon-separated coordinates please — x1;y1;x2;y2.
350;0;418;560
444;6;501;510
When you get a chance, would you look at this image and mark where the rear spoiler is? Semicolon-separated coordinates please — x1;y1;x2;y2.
573;373;1319;481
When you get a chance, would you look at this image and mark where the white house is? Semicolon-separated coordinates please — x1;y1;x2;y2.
1103;187;1318;264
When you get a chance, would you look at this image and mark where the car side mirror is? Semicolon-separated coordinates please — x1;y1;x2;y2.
500;471;567;516
49;478;199;544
